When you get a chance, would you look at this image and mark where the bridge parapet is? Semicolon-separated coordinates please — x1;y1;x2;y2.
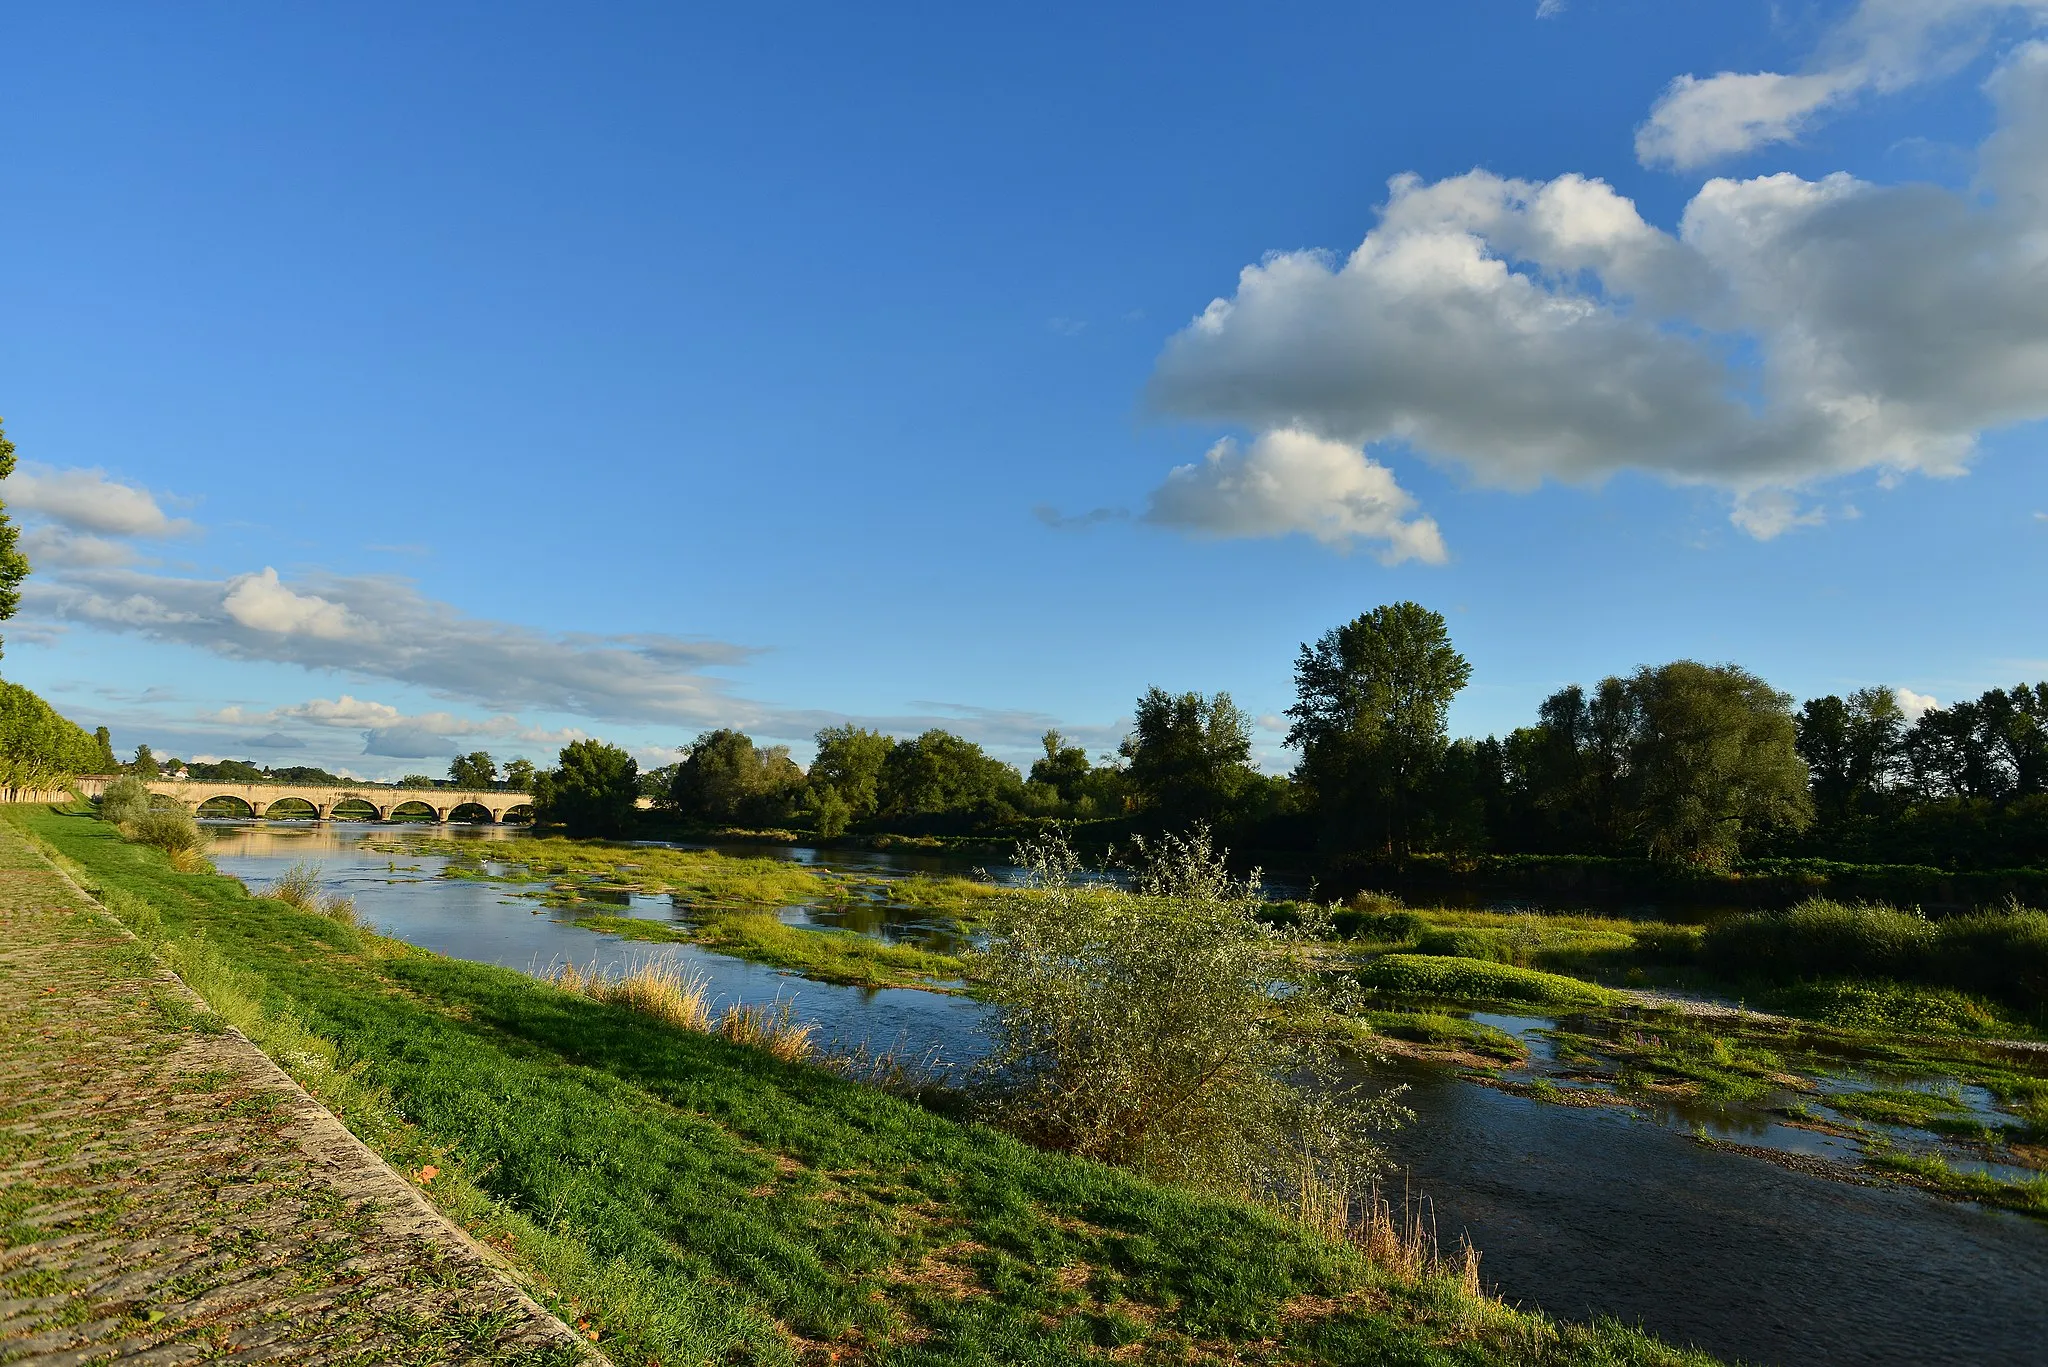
75;776;535;824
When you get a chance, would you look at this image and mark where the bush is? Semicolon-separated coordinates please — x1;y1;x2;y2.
1356;954;1615;1008
268;862;321;912
1331;908;1427;942
98;776;151;825
1761;980;2010;1035
1412;927;1517;963
974;830;1402;1198
1703;898;2048;1017
129;806;210;870
1703;899;1933;981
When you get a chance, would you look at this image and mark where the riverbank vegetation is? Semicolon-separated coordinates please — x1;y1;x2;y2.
12;803;1718;1366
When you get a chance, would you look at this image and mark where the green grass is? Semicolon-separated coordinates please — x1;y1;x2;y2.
1823;1087;2001;1139
1552;1019;1788;1105
384;834;845;908
15;804;1717;1367
1357;954;1618;1009
1863;1148;2048;1217
1364;1010;1526;1063
573;910;968;990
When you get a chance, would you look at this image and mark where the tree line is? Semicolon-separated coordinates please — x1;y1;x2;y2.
523;602;2044;874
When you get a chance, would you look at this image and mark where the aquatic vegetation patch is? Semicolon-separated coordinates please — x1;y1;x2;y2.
569;909;968;990
1358;954;1618;1008
1863;1147;2048;1217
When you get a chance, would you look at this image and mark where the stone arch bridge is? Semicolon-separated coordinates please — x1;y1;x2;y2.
78;776;534;824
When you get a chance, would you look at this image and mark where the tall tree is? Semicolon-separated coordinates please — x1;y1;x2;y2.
503;757;537;792
92;727;118;773
1029;729;1092;805
810;725;893;821
1622;661;1812;866
130;743;161;779
1796;686;1905;826
448;750;498;789
879;730;1024;819
0;420;29;658
1120;689;1257;828
1286;602;1471;859
669;729;802;825
533;739;639;837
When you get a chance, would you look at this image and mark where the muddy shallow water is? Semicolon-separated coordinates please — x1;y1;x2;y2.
206;822;2048;1367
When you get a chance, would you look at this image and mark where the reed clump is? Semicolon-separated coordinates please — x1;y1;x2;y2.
1291;1160;1482;1299
270;862;321;912
718;999;818;1063
550;958;715;1034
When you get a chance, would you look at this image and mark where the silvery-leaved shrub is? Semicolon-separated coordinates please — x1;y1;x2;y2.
972;828;1404;1202
98;776;151;826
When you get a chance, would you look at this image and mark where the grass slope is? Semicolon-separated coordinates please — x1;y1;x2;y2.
11;806;1715;1367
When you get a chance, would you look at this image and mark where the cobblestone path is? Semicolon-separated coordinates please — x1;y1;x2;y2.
0;819;596;1365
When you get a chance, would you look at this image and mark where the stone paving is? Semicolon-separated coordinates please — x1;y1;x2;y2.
0;819;597;1365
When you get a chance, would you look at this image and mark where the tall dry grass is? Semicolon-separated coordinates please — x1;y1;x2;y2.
549;957;716;1034
717;998;818;1063
1289;1157;1483;1299
548;957;820;1062
270;862;321;911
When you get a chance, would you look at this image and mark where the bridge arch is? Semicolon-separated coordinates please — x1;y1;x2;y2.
330;797;380;822
264;796;319;821
385;799;440;823
196;794;256;819
447;801;495;825
499;803;535;824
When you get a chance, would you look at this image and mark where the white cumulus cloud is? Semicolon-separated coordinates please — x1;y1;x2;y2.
1895;686;1940;720
1144;428;1446;563
1638;0;2048;169
1147;41;2048;540
6;464;192;537
222;569;366;640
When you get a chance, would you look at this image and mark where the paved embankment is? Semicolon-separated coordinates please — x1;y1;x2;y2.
0;817;596;1365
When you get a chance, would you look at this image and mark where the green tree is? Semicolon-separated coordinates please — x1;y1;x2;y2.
129;743;161;779
448;750;498;789
878;730;1024;820
1029;729;1092;805
669;730;804;826
0;681;106;792
1796;686;1905;827
1119;689;1257;828
810;725;892;821
533;739;640;837
92;727;118;772
504;757;537;792
0;420;31;657
1622;661;1812;866
1286;602;1471;859
398;774;439;789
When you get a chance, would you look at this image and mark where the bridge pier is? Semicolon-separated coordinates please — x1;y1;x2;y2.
313;803;331;822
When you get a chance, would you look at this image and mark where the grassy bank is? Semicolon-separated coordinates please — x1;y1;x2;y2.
13;805;1716;1367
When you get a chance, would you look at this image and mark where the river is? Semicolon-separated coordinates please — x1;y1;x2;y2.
204;821;2048;1367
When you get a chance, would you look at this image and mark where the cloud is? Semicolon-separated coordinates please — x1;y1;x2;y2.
222;569;365;639
1033;504;1130;531
1536;0;1566;16
6;464;192;537
1729;489;1827;540
24;564;760;726
1896;686;1940;720
245;731;303;750
1143;428;1447;563
20;525;137;568
1147;46;2048;538
1638;1;2048;169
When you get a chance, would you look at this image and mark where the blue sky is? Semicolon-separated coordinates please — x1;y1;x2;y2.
2;0;2045;778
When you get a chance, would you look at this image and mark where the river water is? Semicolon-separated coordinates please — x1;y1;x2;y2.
205;822;2048;1367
